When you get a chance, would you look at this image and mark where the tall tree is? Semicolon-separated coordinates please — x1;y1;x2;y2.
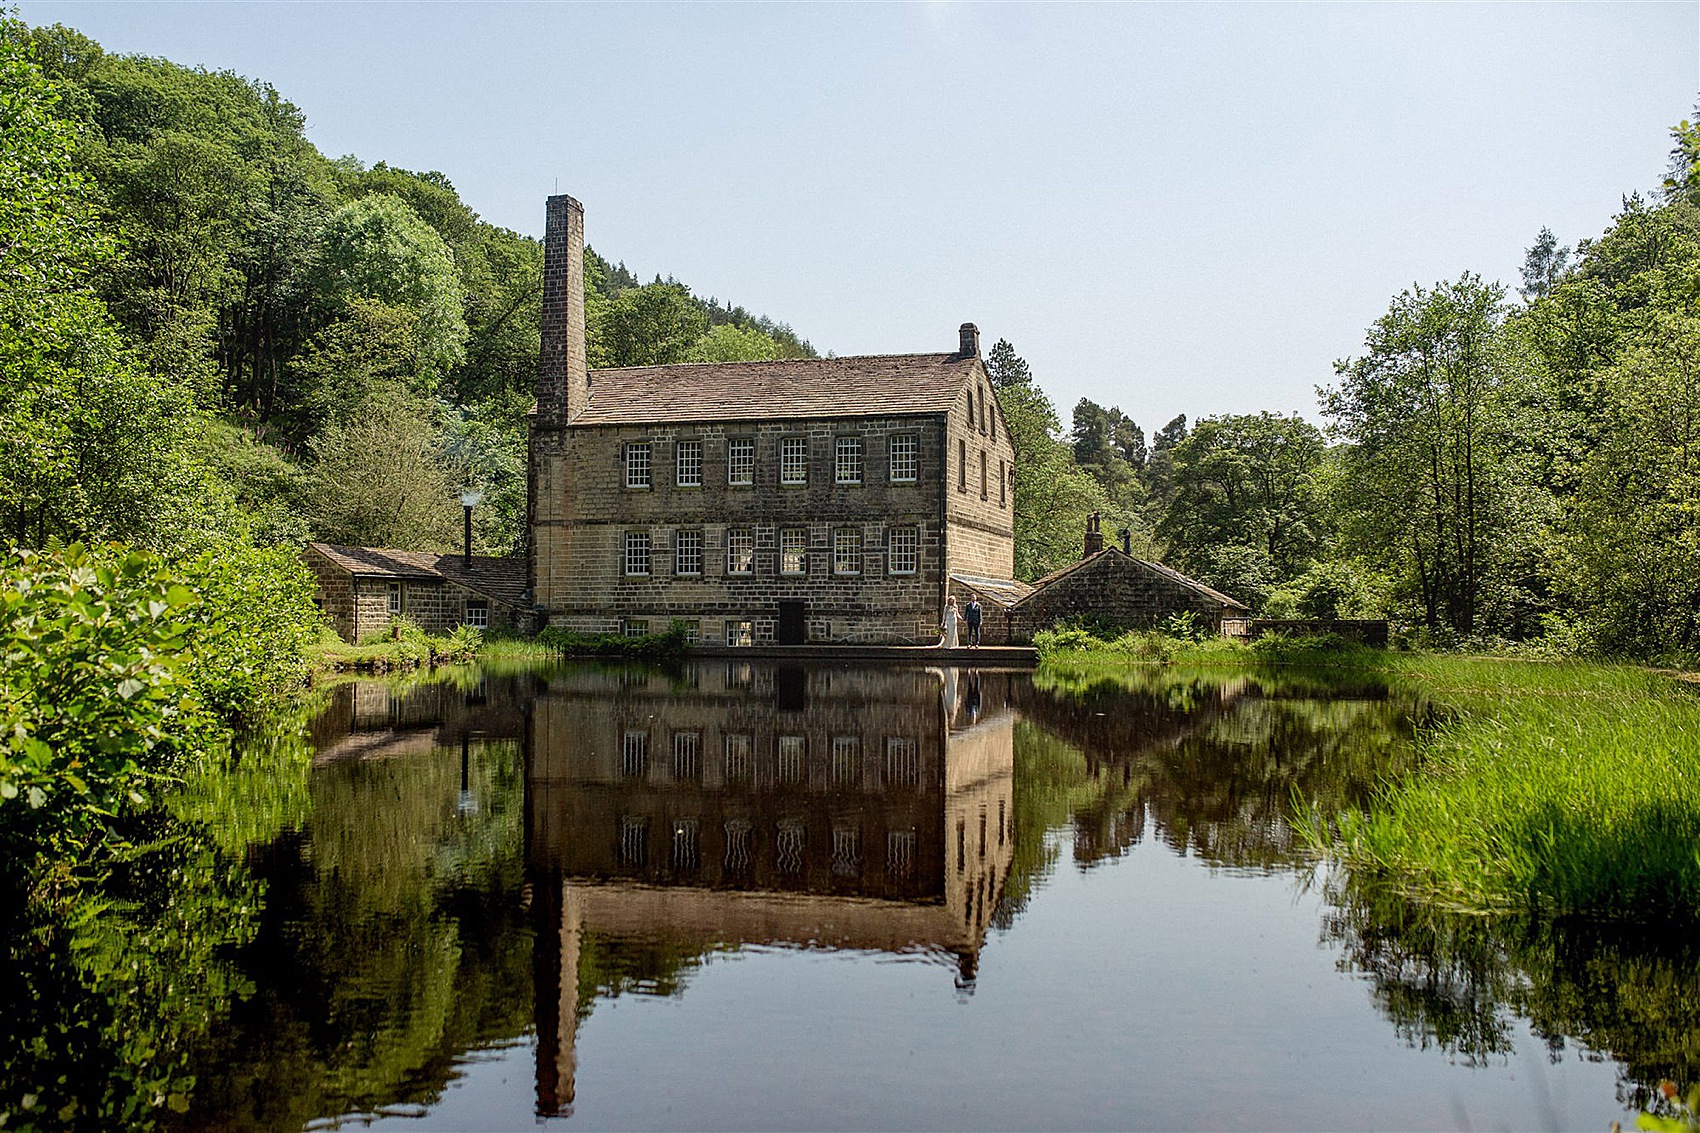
1323;274;1539;638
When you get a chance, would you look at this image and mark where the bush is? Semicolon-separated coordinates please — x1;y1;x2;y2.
0;545;222;873
1032;626;1099;657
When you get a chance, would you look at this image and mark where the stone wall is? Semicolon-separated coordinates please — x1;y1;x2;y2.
537;416;965;644
304;550;357;640
943;365;1017;582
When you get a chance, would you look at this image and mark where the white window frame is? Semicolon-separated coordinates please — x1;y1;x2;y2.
835;437;863;485
727;438;755;486
831;735;861;786
780;436;809;486
386;581;402;614
888;434;918;483
675;529;703;576
622;618;649;638
675;438;703;487
833;528;862;576
624;531;651;577
778;734;806;783
464;601;489;629
726;528;755;575
887;526;919;575
780;528;808;576
625;441;651;489
726;620;753;647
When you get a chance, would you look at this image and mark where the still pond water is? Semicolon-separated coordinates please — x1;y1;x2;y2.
65;661;1700;1129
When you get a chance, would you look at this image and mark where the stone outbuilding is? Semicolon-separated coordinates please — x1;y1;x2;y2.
946;518;1251;644
305;542;527;643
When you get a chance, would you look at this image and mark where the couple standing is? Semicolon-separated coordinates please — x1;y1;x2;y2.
940;595;982;649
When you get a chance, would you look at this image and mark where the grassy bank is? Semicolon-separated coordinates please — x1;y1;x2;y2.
1035;630;1700;922
1326;657;1700;920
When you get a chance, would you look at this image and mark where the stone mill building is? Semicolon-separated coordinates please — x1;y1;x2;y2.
528;194;1019;645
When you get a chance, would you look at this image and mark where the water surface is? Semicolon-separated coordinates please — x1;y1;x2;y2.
16;659;1697;1130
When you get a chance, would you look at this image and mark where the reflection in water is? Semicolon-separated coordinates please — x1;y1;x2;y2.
525;664;1016;1116
7;660;1688;1129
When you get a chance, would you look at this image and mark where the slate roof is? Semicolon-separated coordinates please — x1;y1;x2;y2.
1014;548;1250;611
306;543;528;609
567;352;980;426
949;573;1034;608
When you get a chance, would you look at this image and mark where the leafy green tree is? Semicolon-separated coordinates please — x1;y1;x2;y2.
1158;412;1329;594
593;280;709;367
307;401;460;550
1518;226;1571;303
1323;275;1542;639
316;193;467;379
683;322;782;363
985;337;1032;390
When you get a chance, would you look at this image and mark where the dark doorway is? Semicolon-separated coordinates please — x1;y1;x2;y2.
777;600;806;645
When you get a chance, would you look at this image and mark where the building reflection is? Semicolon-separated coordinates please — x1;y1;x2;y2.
525;663;1017;1117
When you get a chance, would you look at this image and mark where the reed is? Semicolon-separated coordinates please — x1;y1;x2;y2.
1330;657;1700;920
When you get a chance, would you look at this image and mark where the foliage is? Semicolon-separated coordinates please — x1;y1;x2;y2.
0;545;218;877
306;398;460;551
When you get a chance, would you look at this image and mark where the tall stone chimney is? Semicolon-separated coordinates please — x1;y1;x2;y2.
1083;511;1104;558
958;322;980;358
537;194;588;427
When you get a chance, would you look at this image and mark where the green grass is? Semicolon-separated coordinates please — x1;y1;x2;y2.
1328;657;1700;920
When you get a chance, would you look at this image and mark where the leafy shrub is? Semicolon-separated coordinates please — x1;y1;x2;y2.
0;545;221;872
1032;626;1099;657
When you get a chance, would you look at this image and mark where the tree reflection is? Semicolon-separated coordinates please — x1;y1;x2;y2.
1323;878;1700;1119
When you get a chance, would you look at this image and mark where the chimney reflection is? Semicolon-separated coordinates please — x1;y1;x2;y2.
525;663;1016;1117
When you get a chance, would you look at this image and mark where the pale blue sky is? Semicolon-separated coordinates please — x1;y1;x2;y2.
19;1;1698;433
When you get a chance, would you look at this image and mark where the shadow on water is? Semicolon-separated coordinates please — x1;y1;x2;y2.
3;658;1697;1129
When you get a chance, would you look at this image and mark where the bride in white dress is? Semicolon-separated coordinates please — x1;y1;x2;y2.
939;595;960;649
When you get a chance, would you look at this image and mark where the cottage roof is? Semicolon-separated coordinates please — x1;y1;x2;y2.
566;352;981;426
306;543;528;609
949;573;1035;608
1014;548;1250;611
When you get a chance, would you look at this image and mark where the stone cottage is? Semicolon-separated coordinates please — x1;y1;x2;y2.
950;518;1252;644
528;194;1019;645
305;542;527;643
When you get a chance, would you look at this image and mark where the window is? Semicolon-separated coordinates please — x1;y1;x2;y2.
887;526;919;575
619;816;649;867
386;581;401;614
999;458;1007;506
888;434;918;483
724;820;753;873
676;439;702;487
726;620;753;647
887;829;916;877
958;439;967;491
724;733;753;783
726;528;755;575
776;820;805;874
980;450;988;499
831;736;861;786
780;528;807;575
672;819;700;873
673;731;701;780
727;438;754;485
780;437;808;485
990;397;997;440
833;528;862;575
622;618;648;637
978;385;988;434
675;529;703;576
835;437;863;485
832;827;860;876
465;601;489;629
778;735;805;783
624;531;651;576
680;620;701;644
622;731;649;778
625;441;651;488
886;737;919;787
